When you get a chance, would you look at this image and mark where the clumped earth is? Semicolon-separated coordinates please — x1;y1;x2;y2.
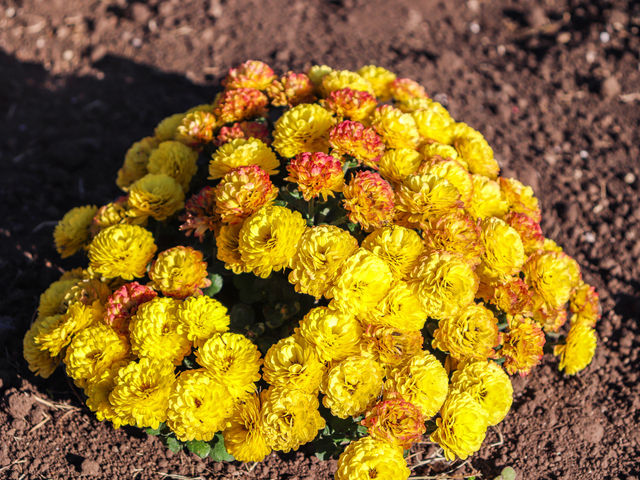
1;0;639;479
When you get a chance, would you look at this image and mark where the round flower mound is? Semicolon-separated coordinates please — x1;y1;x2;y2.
148;246;211;298
88;224;157;280
53;205;98;258
166;369;235;441
336;436;410;480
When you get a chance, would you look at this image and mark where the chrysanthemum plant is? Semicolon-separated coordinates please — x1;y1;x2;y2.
25;60;600;477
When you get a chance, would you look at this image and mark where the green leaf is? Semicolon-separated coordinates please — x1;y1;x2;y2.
145;426;161;436
356;425;368;436
499;466;516;480
209;433;235;462
203;273;224;297
186;439;211;458
165;436;183;453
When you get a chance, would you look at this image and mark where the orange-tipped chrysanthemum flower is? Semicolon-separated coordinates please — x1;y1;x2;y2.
214;87;269;124
104;281;157;335
223;60;276;90
179;186;220;242
176;110;217;146
148;246;211;298
322;87;378;123
215;121;270;146
266;71;316;107
342;171;395;231
389;77;429;104
285;152;344;201
362;394;426;449
501;315;546;376
328;120;385;169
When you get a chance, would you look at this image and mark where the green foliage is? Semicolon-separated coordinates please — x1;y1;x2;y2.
208;433;235;462
311;408;367;460
203;273;224;297
186;439;211;458
493;466;517;480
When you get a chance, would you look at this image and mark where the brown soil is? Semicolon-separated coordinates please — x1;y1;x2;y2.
1;0;639;479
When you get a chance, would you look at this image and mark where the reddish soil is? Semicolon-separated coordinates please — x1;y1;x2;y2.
1;0;639;479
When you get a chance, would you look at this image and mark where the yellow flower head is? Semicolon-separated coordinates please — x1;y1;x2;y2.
63;275;112;309
394;173;462;228
449;122;500;179
504;211;545;255
215;165;278;224
127;173;185;221
288;225;358;299
450;360;513;426
215;223;249;274
91;197;147;237
116;136;159;191
263;336;325;393
213;87;268;123
176;110;217;146
196;332;262;400
84;361;128;428
362;225;424;279
64;322;130;388
129;297;191;364
209;137;279;179
554;322;597;375
297;307;362;363
360;324;424;370
216;120;270;146
477;276;533;317
385;350;449;418
320;69;374;97
342;171;395;231
365;281;427;332
422;211;483;266
329;120;385;169
327;248;393;316
37;276;79;318
223;60;276;90
501;315;545;376
223;391;272;462
479;217;526;280
149;246;211;299
362;394;426;449
154;112;186;141
54;205;98;258
308;64;333;88
371;105;420;149
146;141;199;191
523;250;581;310
272;103;335;158
430;392;489;460
421;142;460;163
407;251;478;320
418;157;473;206
499;177;541;223
432;303;500;361
336;436;410;480
285;152;344;201
261;386;325;452
321;355;384;418
389;77;429;104
109;357;176;429
238;205;307;278
266;71;316;107
322;87;377;123
166;369;235;441
467;174;509;219
104;281;157;335
569;282;600;328
357;65;396;101
378;148;423;185
179;186;220;242
412;100;455;144
176;295;230;348
23;316;62;379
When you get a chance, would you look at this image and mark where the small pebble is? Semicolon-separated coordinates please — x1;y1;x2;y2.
132;37;142;48
600;31;610;43
582;232;596;243
469;22;480;34
579;150;589;159
80;459;101;476
62;50;74;61
624;173;636;184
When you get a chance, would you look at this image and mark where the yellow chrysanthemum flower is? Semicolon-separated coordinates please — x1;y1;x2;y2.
53;205;98;258
385;350;449;418
321;355;384;419
371;105;420;149
422;211;484;266
342;171;395;231
196;332;262;400
166;369;235;441
84;360;128;428
238;205;307;278
569;282;600;328
362;395;426;449
176;110;218;145
467;174;509;219
326;248;393;316
288;225;359;299
129;297;191;365
450;360;513;426
412;100;455;144
390;77;429;104
308;64;333;88
419;157;473;206
37;277;78;318
91;198;147;236
320;69;374;97
407;251;478;320
88;224;157;280
215;223;250;274
523;251;581;310
176;295;230;348
448;122;500;179
64;322;130;388
127;173;185;221
501;315;545;376
360;324;424;370
365;281;427;332
154;112;186;141
109;357;176;429
263;336;325;393
421;141;460;162
394;173;462;228
478;217;526;281
223;391;272;462
554;322;597;375
272;103;335;158
378;148;423;185
146;141;199;191
261;386;326;452
357;65;396;101
335;436;410;480
208;137;279;179
361;225;424;279
116;136;159;191
297;307;362;363
23;316;62;378
432;303;500;361
148;246;210;299
499;177;541;223
430;392;489;460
